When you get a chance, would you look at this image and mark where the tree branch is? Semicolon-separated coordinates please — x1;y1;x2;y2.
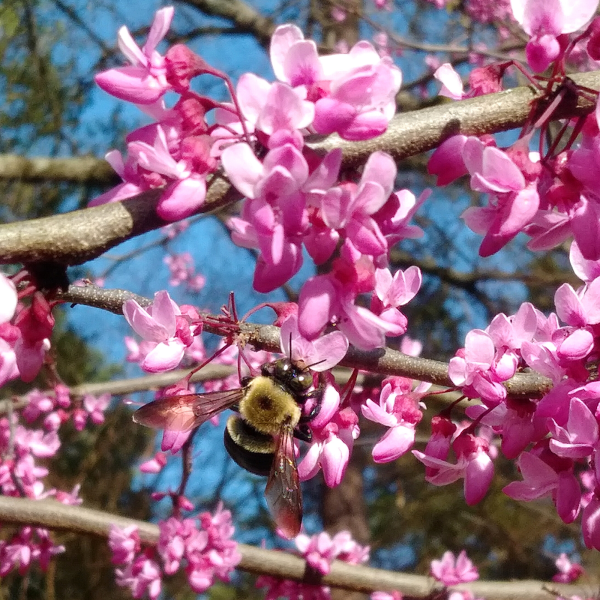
0;496;586;599
55;284;553;399
179;0;275;48
0;153;118;184
1;71;599;267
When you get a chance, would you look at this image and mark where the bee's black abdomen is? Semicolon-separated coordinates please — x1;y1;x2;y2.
224;416;275;476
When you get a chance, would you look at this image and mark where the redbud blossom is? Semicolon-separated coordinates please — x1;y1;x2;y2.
94;7;174;104
430;550;479;585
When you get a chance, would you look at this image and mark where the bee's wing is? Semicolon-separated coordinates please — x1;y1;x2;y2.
265;420;302;539
133;388;244;432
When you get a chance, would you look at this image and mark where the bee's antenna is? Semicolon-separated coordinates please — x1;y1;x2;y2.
288;332;293;358
305;358;326;370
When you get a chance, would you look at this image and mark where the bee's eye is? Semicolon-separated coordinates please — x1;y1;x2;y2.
290;372;312;392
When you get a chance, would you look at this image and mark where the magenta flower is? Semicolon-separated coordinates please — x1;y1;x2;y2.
123;291;197;373
503;450;581;523
95;7;174;104
139;452;167;474
279;314;348;371
434;63;465;99
269;24;401;140
298;407;359;487
294;530;369;575
116;554;162;600
362;377;428;463
448;329;507;405
320;152;397;257
510;0;598;72
109;525;141;565
570;240;600;282
552;553;584;583
460;138;540;257
236;76;314;136
547;398;598;459
0;273;17;324
413;432;494;505
554;276;600;327
430;550;479;585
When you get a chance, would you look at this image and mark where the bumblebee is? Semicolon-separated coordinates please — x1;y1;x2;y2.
133;358;323;538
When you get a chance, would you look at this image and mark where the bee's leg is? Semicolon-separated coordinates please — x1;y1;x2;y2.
299;400;321;422
299;385;324;422
294;423;313;442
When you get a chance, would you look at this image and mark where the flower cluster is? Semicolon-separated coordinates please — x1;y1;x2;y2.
408;246;600;546
430;550;482;600
0;273;53;388
257;529;368;600
123;290;203;373
109;504;240;599
295;529;369;575
93;9;426;351
0;527;64;577
163;252;206;292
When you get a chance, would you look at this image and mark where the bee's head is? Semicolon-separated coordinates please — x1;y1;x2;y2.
263;358;313;396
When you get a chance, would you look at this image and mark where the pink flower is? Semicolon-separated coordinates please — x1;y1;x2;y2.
503;449;581;523
279;314;348;371
570;240;600;282
13;292;53;382
448;329;507;405
371;593;403;600
298;407;359;487
127;126;210;221
320;152;397;257
83;393;111;425
547;398;598;459
269;24;401;140
55;484;82;505
554;276;600;327
0;274;17;324
116;554;162;600
164;253;206;291
0;528;64;576
235;76;314;136
552;553;584;583
294;530;369;575
257;576;330;600
460;138;540;257
362;377;428;463
109;525;141;565
371;266;422;334
510;0;598;72
139;452;168;474
298;252;408;350
413;432;494;505
95;7;174;104
430;550;479;585
22;390;55;423
123;291;197;373
434;63;464;99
